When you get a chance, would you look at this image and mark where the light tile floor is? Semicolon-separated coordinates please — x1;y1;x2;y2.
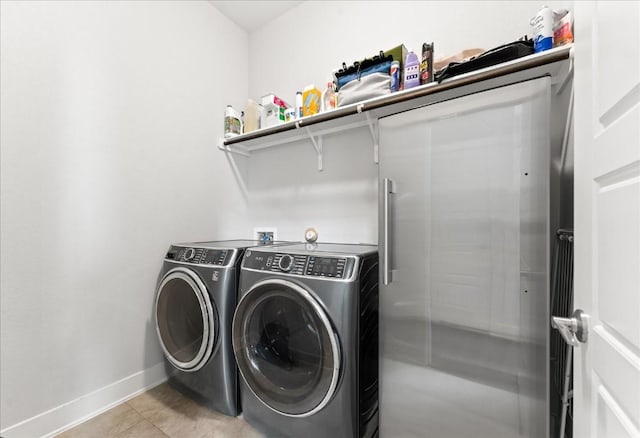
56;382;263;438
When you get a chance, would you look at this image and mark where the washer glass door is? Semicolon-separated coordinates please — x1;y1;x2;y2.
155;267;215;372
233;279;340;417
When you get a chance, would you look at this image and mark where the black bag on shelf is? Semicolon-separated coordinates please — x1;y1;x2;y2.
435;37;535;83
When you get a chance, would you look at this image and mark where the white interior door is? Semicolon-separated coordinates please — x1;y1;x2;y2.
573;2;640;437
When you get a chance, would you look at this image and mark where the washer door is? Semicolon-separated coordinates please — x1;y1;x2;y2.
155;267;215;372
233;279;341;417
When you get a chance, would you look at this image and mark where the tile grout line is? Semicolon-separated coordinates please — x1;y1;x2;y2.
110;410;148;438
126;391;176;432
125;399;144;417
125;398;160;423
123;400;167;435
150;422;172;438
124;392;176;438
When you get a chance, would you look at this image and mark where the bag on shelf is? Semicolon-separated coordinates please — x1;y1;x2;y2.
337;72;391;107
334;51;393;107
435;37;534;83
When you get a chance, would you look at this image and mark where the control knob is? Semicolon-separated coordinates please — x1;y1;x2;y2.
278;255;294;272
184;248;196;261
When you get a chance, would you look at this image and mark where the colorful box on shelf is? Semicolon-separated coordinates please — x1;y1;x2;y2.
384;44;408;87
302;86;322;117
261;93;289;109
261;93;290;128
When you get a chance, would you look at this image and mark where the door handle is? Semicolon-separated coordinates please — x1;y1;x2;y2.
551;309;589;347
382;178;394;285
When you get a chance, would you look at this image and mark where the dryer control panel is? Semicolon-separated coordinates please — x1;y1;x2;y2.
243;251;354;280
166;246;231;266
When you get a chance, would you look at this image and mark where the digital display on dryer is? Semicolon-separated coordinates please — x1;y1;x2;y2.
307;257;346;278
202;250;227;265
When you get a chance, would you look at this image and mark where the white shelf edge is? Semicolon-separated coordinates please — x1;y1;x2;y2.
218;44;573;171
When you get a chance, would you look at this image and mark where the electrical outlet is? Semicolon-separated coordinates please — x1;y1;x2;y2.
254;227;277;243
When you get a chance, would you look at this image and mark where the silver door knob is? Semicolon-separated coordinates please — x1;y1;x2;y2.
551;309;589;347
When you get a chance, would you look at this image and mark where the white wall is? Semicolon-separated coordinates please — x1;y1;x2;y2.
243;0;573;244
244;126;379;244
0;1;576;435
0;1;248;435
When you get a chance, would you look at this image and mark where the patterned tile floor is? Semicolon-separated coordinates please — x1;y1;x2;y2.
56;383;263;438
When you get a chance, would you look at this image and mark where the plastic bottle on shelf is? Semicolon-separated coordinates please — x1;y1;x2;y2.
224;105;242;138
403;50;420;89
321;82;336;112
243;99;261;133
295;91;303;119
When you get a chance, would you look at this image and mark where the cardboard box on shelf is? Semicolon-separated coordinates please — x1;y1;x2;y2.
261;93;289;109
433;48;484;72
302;86;321;117
384;44;408;87
261;105;284;128
384;44;408;67
260;93;289;128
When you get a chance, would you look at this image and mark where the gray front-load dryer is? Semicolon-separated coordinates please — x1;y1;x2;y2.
233;243;379;437
154;239;291;416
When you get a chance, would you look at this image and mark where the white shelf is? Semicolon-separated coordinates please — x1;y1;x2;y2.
219;45;573;171
218;110;380;171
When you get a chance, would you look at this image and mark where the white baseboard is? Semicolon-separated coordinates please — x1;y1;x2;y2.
1;362;167;438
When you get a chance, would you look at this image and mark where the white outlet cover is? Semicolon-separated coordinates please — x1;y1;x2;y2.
253;227;277;241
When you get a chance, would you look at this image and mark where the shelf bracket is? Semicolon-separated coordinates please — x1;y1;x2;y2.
305;127;323;171
216;139;249;201
365;112;379;164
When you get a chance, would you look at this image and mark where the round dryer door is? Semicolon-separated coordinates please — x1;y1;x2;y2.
155;267;216;372
232;279;340;417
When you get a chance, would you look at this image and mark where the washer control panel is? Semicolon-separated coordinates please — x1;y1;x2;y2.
243;251;353;279
166;246;230;266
